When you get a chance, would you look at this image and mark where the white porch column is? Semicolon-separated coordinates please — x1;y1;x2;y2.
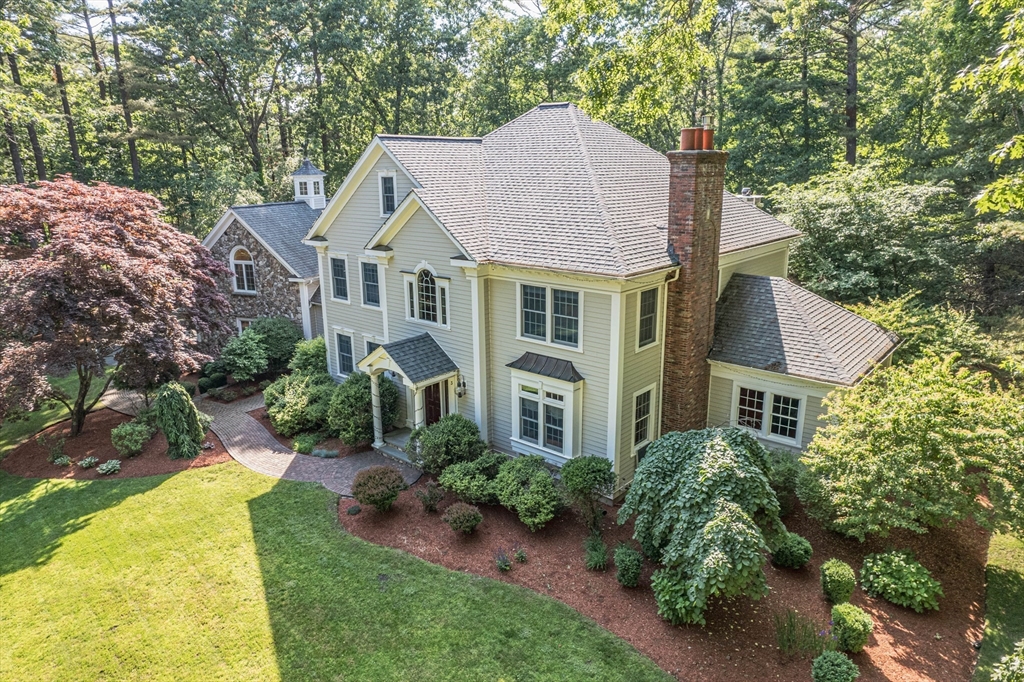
370;371;384;448
413;387;425;429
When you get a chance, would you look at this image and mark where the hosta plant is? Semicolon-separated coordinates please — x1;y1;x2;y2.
78;456;99;469
96;459;121;475
860;550;943;612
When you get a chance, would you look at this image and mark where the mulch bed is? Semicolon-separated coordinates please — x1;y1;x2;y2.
247;406;369;457
1;408;231;480
339;478;987;682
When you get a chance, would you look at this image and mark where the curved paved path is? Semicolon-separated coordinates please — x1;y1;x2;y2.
102;389;420;496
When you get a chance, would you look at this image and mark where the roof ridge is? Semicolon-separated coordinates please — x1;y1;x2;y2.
376;134;481;142
775;277;852;383
231;200;309;209
567;104;627;275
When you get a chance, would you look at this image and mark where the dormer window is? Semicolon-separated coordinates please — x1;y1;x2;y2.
380;173;396;216
230;247;256;293
298;181;308;196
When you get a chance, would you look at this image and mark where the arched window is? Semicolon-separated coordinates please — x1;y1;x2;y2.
231;247;256;292
417;270;437;323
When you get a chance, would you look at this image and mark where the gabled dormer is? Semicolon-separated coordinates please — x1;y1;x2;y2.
292;158;327;209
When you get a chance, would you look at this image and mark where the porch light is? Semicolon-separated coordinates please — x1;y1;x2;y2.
455;375;467;398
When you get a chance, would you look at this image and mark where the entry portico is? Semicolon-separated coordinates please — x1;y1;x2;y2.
357;332;460;448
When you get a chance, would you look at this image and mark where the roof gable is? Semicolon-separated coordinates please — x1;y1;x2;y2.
204;202;321;279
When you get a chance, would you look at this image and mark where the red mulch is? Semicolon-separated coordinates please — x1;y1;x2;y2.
1;408;231;480
247;407;370;457
339;478;987;682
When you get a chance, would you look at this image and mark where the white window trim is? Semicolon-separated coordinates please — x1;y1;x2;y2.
402;263;451;330
236;318;255;335
362;334;384;359
509;369;582;463
634;286;660;353
359;258;382;310
229;246;257;295
378;170;397;218
333;329;356;378
729;380;807;447
298;180;309;196
514;282;584;353
327;252;350;304
632;382;658;456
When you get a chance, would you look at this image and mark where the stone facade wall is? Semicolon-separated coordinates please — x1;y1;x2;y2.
209;219;304;330
661;149;728;433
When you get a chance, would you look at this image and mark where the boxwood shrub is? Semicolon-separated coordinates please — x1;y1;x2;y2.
614;544;644;587
351;465;407;512
437;451;506;504
494;455;563;531
831;603;873;653
772;531;813;569
811;650;860;682
860;550;943;613
821;558;857;604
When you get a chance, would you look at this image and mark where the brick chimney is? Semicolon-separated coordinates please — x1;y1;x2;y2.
661;123;728;434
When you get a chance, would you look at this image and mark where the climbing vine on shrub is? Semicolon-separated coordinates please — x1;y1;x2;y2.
618;428;785;625
327;372;399;445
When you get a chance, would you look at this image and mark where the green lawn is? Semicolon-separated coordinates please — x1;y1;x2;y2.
975;533;1024;681
0;463;671;682
0;373;107;459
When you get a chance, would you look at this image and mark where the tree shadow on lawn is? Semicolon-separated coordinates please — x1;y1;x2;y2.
974;535;1024;681
0;471;166;577
247;477;671;682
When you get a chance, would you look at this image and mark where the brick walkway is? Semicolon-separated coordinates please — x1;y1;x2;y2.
102;389;420;496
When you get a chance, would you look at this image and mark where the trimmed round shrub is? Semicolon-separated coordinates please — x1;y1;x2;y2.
288;336;329;375
292;433;319;455
110;420;155;458
152;382;207;459
437;451;506;504
351;465;407;512
327;372;399;446
408;413;487;475
614;544;644;587
202;359;227;378
561;455;615;531
96;459;121;476
265;371;336;437
247;317;303;370
772;531;813;569
176;380;196;397
442;502;483;534
831;603;873;653
584;534;608;571
220;329;268;381
860;550;943;613
495;455;563;531
812;650;860;682
197;377;214;394
415;481;444;512
821;558;857;604
209;372;228;389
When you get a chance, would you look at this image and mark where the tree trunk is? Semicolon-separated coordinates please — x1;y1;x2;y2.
801;38;811;179
82;0;107;101
276;87;290;158
844;12;858;166
3;112;24;183
108;0;141;184
53;46;84;177
6;53;46;180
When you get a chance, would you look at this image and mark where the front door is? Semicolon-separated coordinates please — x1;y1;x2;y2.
423;380;447;426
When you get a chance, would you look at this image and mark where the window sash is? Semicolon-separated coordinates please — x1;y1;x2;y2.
520;397;539;443
417;271;438;323
521;285;547;340
234;262;255;292
366;340;380;357
737;387;765;430
298;181;308;196
361;262;380;306
634;390;651;446
638;289;658;347
544;405;564;453
770;394;800;439
337;334;353;374
381;176;396;214
313;180;320;195
552;289;579;346
407;281;415;318
331;258;348;300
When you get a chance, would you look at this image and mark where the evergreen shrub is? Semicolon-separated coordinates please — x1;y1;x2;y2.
408;413;487;474
772;531;813;569
442;502;483;534
561;455;614;531
811;651;860;682
437;451;506;504
831;603;873;653
821;559;857;604
351;465;407;512
494;455;563;531
152;382;207;459
614;544;644;587
327;372;399;445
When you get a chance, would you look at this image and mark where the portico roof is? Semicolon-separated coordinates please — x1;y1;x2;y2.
358;333;458;386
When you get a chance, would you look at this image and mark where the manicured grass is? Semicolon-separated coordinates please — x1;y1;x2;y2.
0;464;672;682
0;373;107;458
975;533;1024;681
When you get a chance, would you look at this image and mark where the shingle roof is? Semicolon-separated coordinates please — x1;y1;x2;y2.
231;202;321;278
292;158;326;177
506;352;585;383
377;103;800;278
380;333;458;385
710;275;901;386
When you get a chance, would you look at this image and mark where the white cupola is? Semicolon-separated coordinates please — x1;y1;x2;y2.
291;158;327;209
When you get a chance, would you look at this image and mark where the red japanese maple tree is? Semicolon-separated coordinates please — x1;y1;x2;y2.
0;178;233;435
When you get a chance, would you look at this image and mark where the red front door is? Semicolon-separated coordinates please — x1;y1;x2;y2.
424;380;446;426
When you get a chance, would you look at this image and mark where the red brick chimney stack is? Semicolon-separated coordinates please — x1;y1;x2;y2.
661;120;728;434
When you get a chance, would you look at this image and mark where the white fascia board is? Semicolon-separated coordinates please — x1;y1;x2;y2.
708;360;838;396
202;209;239;249
364;190;472;260
227;212;302;279
718;237;799;267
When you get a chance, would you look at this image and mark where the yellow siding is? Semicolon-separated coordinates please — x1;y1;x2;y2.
707;374;734;428
718;248;789;295
617;286;664;488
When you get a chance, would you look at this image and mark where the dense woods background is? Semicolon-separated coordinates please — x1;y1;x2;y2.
1;0;1022;317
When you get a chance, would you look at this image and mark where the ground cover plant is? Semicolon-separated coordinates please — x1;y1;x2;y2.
860;550;943;613
0;465;671;681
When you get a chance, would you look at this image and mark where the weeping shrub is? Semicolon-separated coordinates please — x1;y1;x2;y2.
327;372;399;446
152;382;208;459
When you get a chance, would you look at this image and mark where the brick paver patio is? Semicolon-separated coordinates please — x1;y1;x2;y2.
102;389;420;496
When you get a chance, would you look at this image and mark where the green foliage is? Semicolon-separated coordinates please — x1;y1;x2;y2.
220;330;268;382
197;377;213;394
860;551;943;613
614;544;643;588
798;355;1024;540
111;421;156;458
327;372;399;446
618;428;785;625
152;382;207;460
52;455;71;467
992;639;1024;682
209;373;228;389
78;456;99;469
811;650;860;682
288;336;329;375
561;455;614;531
176;381;196;397
415;481;444;512
772;532;813;569
774;608;836;659
207;386;239;402
292;433;319;455
494;455;564;532
831;603;873;653
265;371;336;438
96;460;121;475
821;559;857;604
495;548;512;572
584;534;608;571
407;413;487;475
350;465;407;512
246;318;302;370
442;502;483;534
767;448;802;517
513;546;528;563
38;433;66;463
437;451;506;505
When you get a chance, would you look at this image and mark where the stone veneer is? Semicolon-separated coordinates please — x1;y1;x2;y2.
208;219;304;329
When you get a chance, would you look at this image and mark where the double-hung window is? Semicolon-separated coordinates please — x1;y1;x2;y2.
361;262;380;307
519;284;581;349
735;385;802;444
511;371;580;460
336;333;354;375
231;248;256;293
404;268;449;327
380;174;396;215
298;181;308;196
637;288;658;348
330;256;348;301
